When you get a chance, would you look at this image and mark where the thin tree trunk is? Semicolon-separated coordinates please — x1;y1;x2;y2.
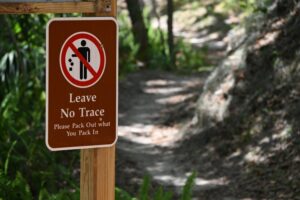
151;0;166;56
125;0;149;63
167;0;175;68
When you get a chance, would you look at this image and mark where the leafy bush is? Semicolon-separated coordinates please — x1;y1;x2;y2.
180;172;197;200
0;70;80;199
116;172;197;200
143;8;170;70
220;0;273;15
143;7;207;71
118;12;140;75
175;39;208;72
0;15;80;200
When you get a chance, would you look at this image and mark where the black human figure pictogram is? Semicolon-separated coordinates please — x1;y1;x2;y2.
72;40;90;80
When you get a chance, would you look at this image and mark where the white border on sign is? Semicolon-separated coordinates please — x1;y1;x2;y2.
46;17;119;151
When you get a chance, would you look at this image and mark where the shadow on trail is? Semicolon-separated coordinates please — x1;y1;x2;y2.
116;70;208;196
118;70;206;127
116;1;233;196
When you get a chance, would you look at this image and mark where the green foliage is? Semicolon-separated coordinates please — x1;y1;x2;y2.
138;175;151;200
118;7;169;71
147;22;170;69
144;7;208;71
153;187;172;200
143;8;169;69
119;6;208;72
0;15;79;200
180;172;197;200
175;39;208;72
173;0;201;10
0;51;80;199
116;187;136;200
0;170;32;200
116;173;196;200
118;12;140;75
220;0;273;15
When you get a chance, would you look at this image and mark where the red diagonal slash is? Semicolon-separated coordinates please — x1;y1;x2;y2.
69;43;97;77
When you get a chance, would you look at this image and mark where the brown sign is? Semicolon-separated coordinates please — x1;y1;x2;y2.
46;17;118;151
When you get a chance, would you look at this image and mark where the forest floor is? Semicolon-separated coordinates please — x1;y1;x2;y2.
117;69;208;197
116;70;250;200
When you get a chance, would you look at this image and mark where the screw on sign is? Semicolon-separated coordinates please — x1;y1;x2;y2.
60;32;106;88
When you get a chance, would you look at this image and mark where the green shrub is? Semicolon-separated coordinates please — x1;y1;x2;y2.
118;12;140;76
144;8;169;70
220;0;273;15
116;172;197;200
116;187;136;200
175;39;208;72
180;172;197;200
0;15;80;200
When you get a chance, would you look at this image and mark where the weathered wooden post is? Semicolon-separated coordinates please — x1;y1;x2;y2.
80;1;117;200
80;0;117;200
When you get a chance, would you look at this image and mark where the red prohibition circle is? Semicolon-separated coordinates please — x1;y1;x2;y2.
60;32;106;88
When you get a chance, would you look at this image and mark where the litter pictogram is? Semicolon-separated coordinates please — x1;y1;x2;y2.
60;32;106;88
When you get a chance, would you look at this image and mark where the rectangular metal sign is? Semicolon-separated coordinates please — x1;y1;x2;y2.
46;17;118;151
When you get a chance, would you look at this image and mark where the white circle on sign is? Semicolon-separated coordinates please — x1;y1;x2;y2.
60;32;106;88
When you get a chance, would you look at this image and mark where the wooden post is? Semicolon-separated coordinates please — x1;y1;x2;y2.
80;1;117;200
80;147;116;200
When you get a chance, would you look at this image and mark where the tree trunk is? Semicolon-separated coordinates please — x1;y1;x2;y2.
151;0;166;56
167;0;175;68
125;0;149;63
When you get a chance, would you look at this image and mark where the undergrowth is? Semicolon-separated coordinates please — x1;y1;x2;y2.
118;8;208;74
116;172;197;200
219;0;273;15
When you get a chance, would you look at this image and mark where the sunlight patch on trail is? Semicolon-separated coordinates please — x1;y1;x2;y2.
118;71;208;196
156;93;195;104
119;125;179;146
154;175;229;189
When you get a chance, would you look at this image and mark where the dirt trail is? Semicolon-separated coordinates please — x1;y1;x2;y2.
117;70;226;197
116;2;231;197
116;1;300;199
